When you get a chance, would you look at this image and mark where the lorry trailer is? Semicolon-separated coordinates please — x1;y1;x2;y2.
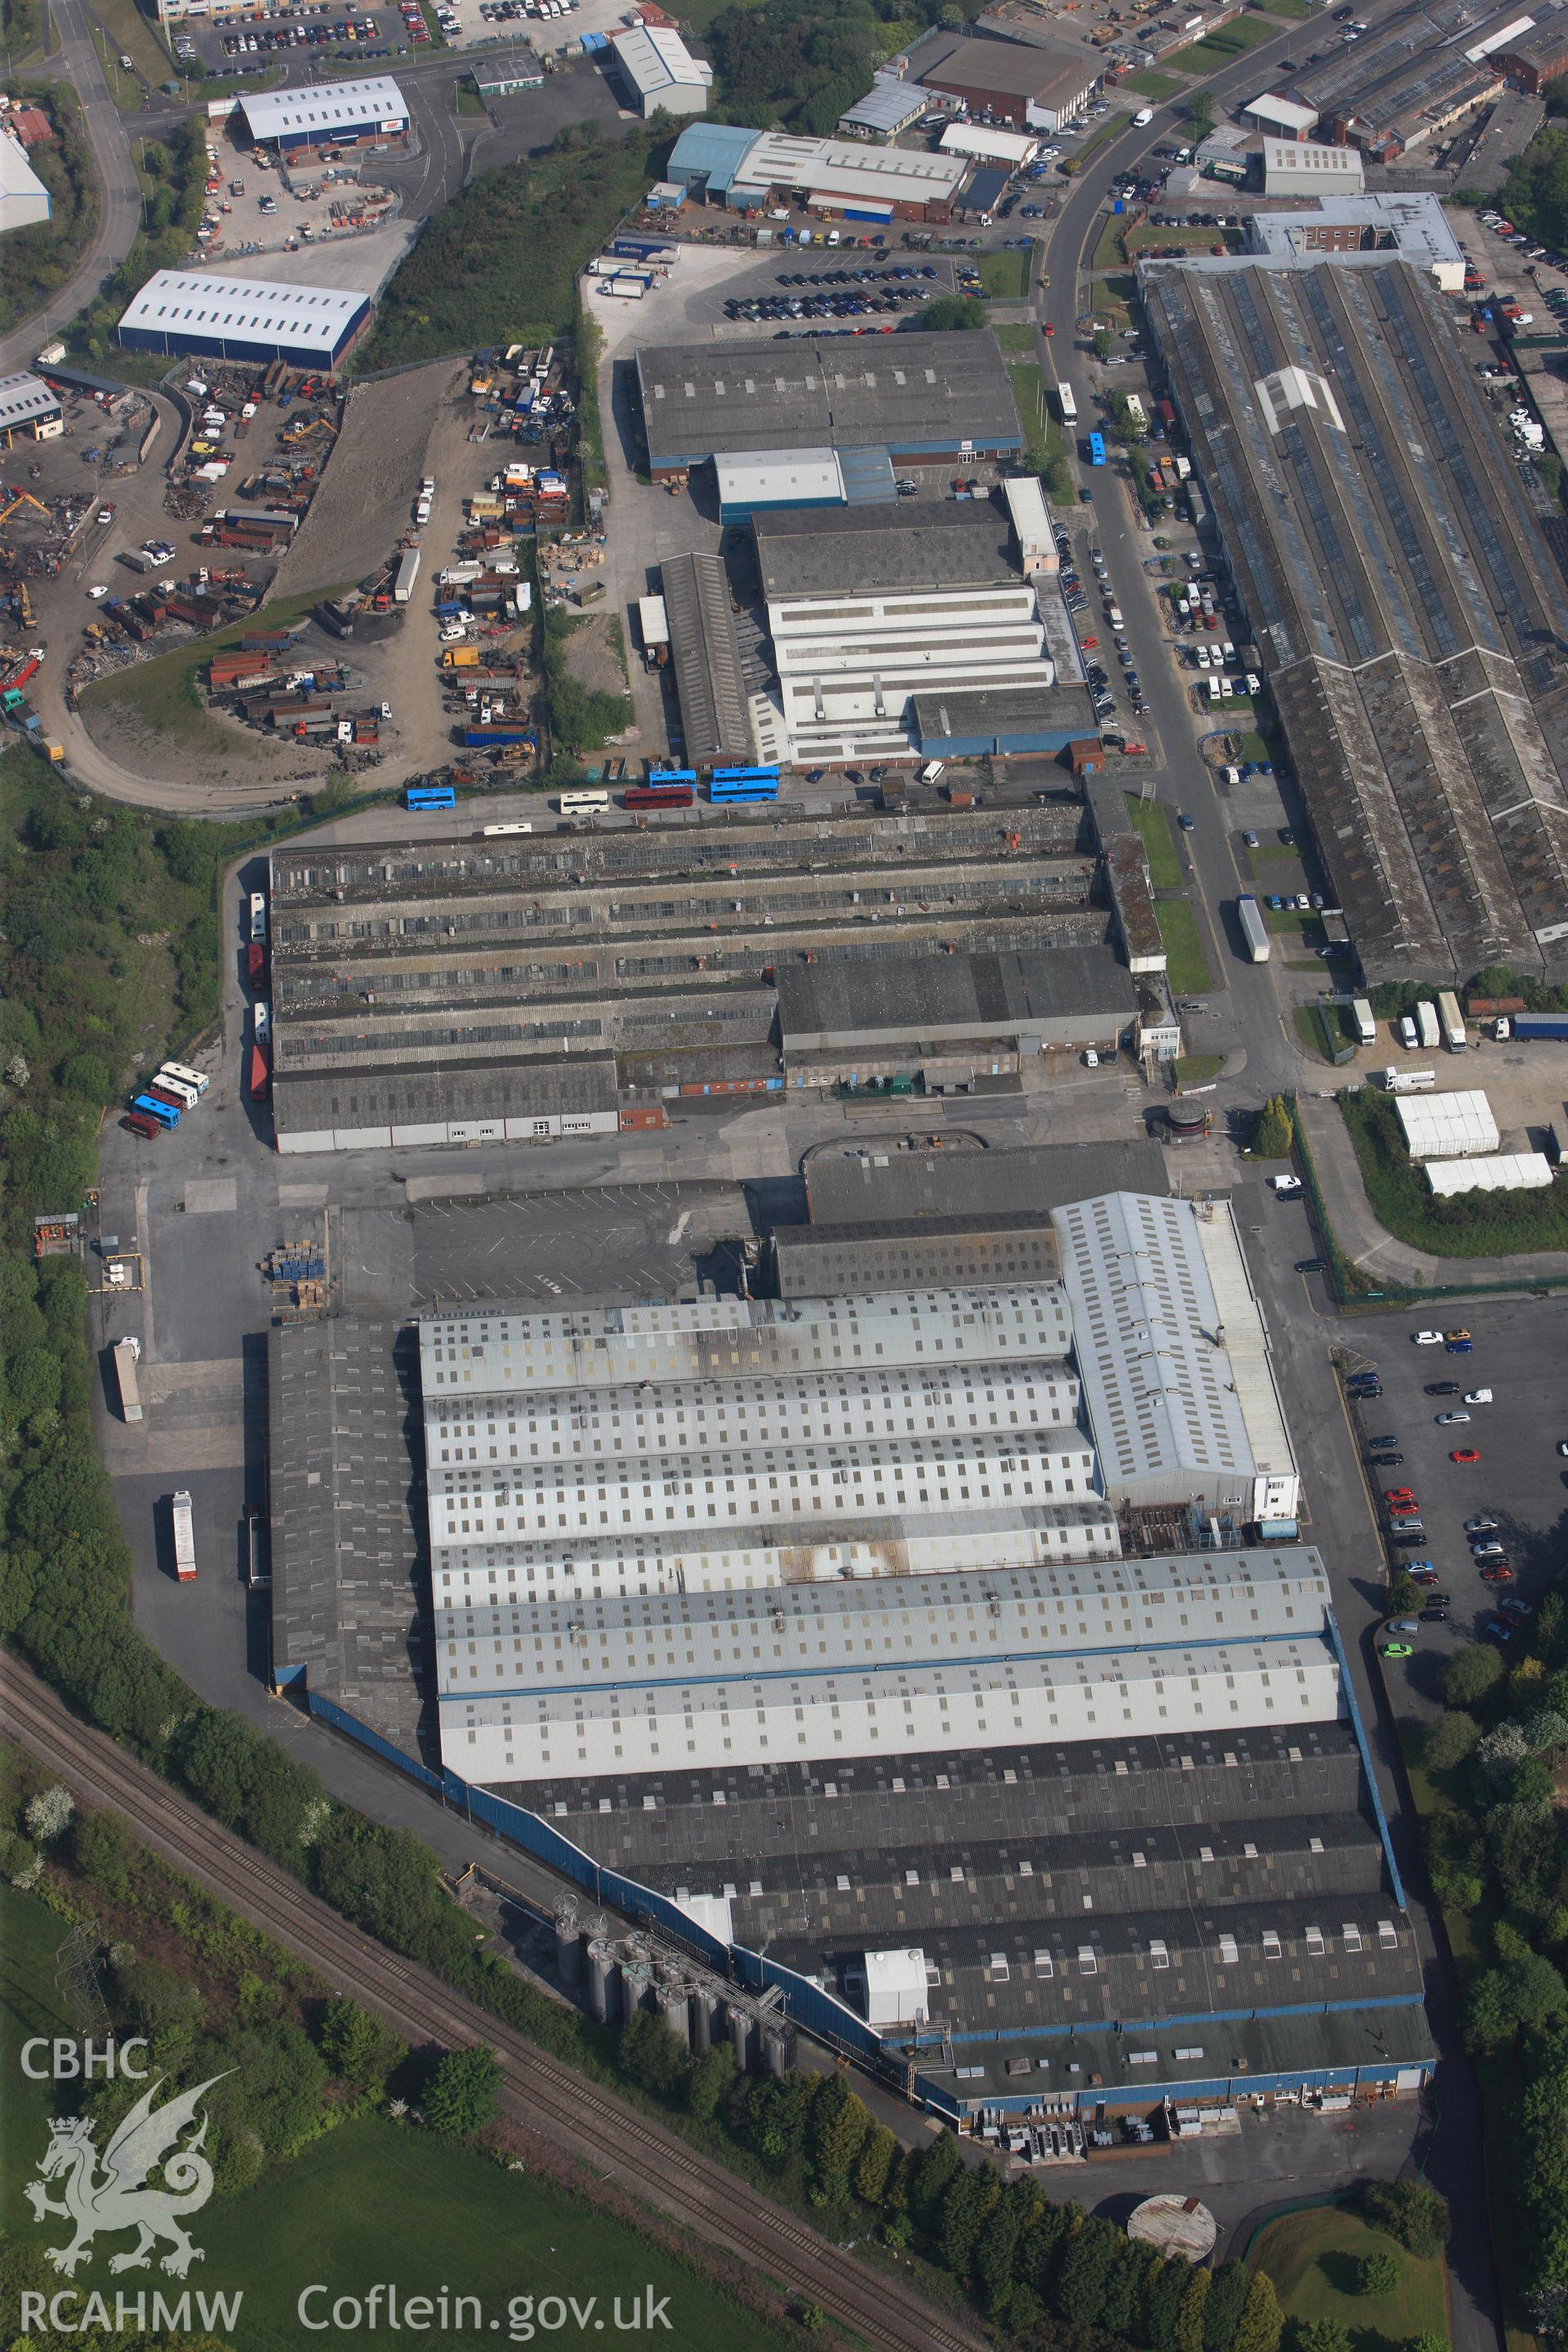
394;548;422;604
1437;989;1467;1051
1512;1012;1568;1041
1415;1000;1440;1051
171;1489;196;1582
1380;1066;1437;1092
114;1337;143;1423
1236;893;1271;963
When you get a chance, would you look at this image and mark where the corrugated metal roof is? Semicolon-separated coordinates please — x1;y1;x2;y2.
271;1049;617;1133
238;74;408;138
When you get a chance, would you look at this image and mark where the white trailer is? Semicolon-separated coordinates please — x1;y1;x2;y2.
1236;894;1271;963
394;548;421;604
1415;1000;1441;1051
171;1489;196;1582
1380;1066;1437;1092
114;1337;143;1424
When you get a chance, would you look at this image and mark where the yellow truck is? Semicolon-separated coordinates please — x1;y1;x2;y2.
441;646;480;669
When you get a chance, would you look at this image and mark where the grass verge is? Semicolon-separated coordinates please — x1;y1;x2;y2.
1125;791;1183;888
191;2114;795;2352
1062;115;1123;174
0;1886;74;2231
975;244;1031;300
1092;214;1127;270
1167;14;1276;67
1125;68;1187;97
79;581;350;764
1254;0;1313;18
993;321;1039;351
1341;1084;1568;1257
1245;2204;1447;2343
1155;897;1212;994
1175;1053;1223;1083
84;0;175;91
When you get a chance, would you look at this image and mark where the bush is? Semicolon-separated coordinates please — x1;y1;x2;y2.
1421;1708;1481;1771
1361;2181;1451;2261
1356;2253;1400;2296
1441;1642;1505;1708
1252;1096;1294;1158
422;2044;503;2137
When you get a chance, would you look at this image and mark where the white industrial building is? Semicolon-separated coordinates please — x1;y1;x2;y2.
728;129;966;220
1395;1089;1500;1160
117;271;371;368
0;133;51;234
1002;473;1058;577
755;501;1057;765
238;75;409;154
1243;91;1320;138
1052;1192;1302;1523
940;121;1039;167
608;24;712;118
1427;1151;1552;1195
1262;136;1365;194
0;370;62;443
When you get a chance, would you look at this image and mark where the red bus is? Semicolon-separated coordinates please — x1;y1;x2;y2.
124;1110;163;1140
624;784;694;810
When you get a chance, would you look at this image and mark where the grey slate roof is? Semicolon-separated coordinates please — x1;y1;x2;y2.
804;1137;1169;1222
636;330;1021;470
269;1317;433;1762
755;499;1020;599
661;547;753;765
776;943;1138;1045
271;1050;618;1135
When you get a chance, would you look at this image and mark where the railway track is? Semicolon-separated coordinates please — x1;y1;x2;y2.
2;1659;987;2352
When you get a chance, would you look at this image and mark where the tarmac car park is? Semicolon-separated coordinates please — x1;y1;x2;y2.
724;269;938;328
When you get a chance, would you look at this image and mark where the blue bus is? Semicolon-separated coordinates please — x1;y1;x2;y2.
1087;432;1107;467
646;768;698;791
407;783;457;811
709;765;780;804
131;1093;181;1129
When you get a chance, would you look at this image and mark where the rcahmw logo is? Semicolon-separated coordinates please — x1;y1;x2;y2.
22;2038;239;2310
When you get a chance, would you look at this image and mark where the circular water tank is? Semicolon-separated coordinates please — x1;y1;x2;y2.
1166;1100;1209;1135
1127;2194;1218;2264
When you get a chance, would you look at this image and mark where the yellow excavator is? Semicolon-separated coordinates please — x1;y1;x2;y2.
0;491;51;527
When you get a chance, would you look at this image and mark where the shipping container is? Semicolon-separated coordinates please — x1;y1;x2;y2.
1437;989;1467;1050
114;1337;143;1424
394;548;421;604
1236;894;1270;963
462;724;533;746
171;1489;197;1582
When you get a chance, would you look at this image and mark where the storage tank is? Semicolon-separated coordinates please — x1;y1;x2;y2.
555;1921;585;1989
729;2007;757;2072
586;1939;618;2025
657;1982;692;2048
691;1987;719;2054
1127;2194;1218;2264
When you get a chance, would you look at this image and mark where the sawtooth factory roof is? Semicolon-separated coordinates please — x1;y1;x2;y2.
1141;258;1568;985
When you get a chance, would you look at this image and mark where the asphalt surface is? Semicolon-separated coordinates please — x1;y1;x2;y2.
0;0;145;374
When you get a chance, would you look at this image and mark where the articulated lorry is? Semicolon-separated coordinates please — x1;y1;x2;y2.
114;1336;143;1423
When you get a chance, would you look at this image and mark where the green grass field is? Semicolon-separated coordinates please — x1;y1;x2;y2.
976;246;1031;301
1168;14;1276;67
1247;2204;1449;2346
1174;1053;1223;1083
1155;898;1212;994
193;2115;794;2350
81;582;349;762
1254;0;1313;18
1093;215;1127;270
1;1886;789;2352
1008;359;1051;439
1125;69;1188;98
993;321;1039;351
1125;792;1183;889
0;1887;78;2238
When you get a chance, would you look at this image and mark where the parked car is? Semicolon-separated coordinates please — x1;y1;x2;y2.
1437;1411;1471;1427
1465;1515;1500;1535
1381;1642;1414;1658
1412;1330;1443;1345
1419;1606;1450;1622
1295;1258;1326;1274
1481;1564;1517;1584
1425;1382;1461;1396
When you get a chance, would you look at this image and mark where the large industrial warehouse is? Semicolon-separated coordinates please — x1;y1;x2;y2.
266;1136;1431;2118
118;272;372;368
1140;257;1568;987
237;74;410;155
635;329;1021;479
754;502;1091;766
264;807;1130;1151
1291;0;1568;154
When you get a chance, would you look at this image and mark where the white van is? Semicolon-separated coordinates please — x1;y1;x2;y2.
920;760;946;784
1398;1013;1419;1049
1133;106;1155;126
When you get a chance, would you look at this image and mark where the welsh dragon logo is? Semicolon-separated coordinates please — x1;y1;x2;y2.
24;2073;234;2278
